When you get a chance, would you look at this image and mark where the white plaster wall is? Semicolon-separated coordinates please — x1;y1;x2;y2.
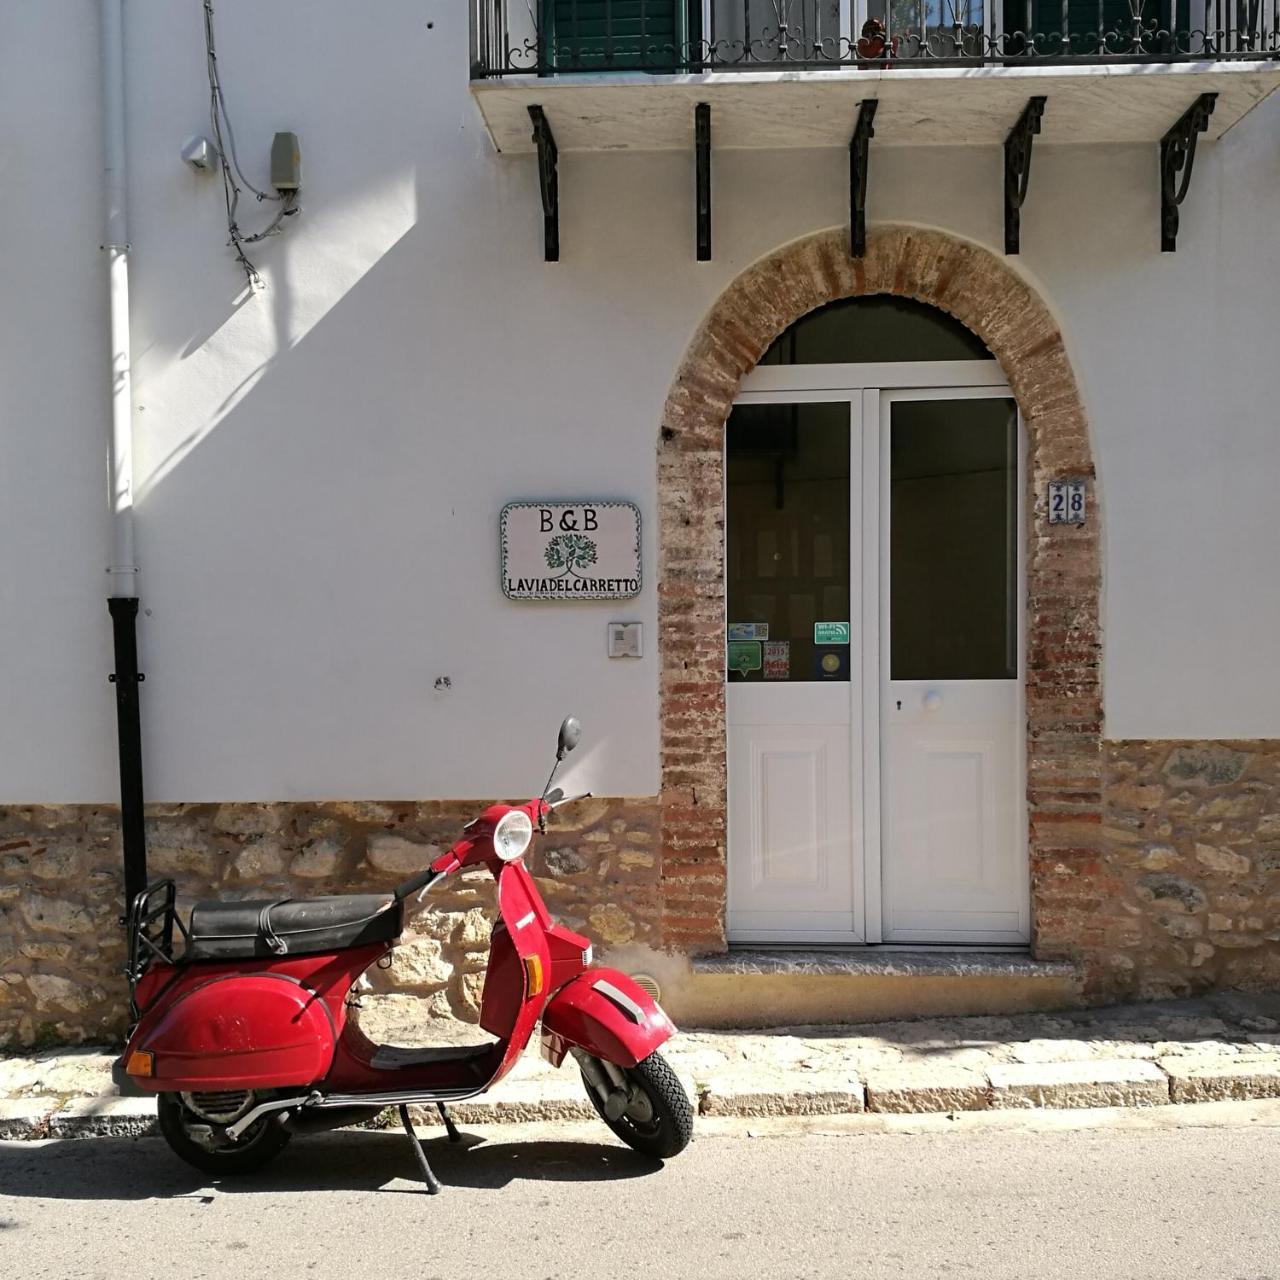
1;0;1277;803
0;6;118;803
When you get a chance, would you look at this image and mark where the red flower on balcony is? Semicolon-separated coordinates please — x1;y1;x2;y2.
856;17;899;65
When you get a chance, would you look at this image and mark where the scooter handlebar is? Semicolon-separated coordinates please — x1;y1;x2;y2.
394;867;446;903
396;793;591;901
548;791;593;810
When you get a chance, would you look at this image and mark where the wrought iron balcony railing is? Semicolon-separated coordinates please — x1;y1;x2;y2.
471;0;1280;75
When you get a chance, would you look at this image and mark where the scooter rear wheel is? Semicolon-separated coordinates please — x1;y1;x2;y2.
157;1091;292;1176
580;1050;693;1160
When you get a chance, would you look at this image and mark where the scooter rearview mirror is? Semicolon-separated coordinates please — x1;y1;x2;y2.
556;716;582;760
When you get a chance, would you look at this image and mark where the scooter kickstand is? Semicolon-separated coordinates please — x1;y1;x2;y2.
398;1104;442;1195
437;1101;462;1144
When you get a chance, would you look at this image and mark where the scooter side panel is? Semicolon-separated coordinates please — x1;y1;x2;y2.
131;972;337;1092
541;968;676;1069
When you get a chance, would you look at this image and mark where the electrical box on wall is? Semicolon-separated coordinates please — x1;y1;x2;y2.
271;131;301;190
608;623;643;659
180;134;218;171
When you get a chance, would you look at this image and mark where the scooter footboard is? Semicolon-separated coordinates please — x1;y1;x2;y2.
540;968;675;1069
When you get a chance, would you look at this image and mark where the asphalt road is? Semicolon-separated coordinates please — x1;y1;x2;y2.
1;1108;1278;1280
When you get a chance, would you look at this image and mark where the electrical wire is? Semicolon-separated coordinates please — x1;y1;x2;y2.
203;0;298;286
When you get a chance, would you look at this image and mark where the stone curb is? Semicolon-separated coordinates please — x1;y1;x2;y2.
1159;1055;1280;1104
865;1065;990;1114
47;1097;159;1139
987;1059;1170;1110
0;1097;58;1140
13;1060;1280;1138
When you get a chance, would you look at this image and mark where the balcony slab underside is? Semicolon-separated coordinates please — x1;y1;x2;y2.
471;61;1280;152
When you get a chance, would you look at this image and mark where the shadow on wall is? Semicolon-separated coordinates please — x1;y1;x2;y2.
130;143;646;802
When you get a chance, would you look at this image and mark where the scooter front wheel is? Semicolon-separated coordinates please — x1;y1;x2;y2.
580;1051;693;1160
157;1090;292;1176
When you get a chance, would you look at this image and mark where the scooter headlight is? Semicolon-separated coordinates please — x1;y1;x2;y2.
493;809;534;862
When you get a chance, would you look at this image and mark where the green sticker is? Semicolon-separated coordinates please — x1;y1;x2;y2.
814;621;851;645
727;641;762;673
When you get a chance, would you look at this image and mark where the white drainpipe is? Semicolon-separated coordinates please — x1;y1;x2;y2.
101;0;137;599
100;0;148;913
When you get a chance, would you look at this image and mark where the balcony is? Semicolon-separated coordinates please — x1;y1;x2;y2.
468;1;1280;151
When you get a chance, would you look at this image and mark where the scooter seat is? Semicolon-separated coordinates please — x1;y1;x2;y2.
186;894;404;961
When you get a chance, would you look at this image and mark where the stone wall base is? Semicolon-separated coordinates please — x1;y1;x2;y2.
1082;740;1280;1000
0;797;660;1048
3;739;1279;1047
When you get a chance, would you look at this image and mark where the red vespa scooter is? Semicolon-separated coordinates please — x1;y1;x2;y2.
114;717;693;1191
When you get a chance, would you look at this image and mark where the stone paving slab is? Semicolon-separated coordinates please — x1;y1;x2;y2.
1008;1038;1159;1064
0;1049;116;1100
8;993;1280;1135
988;1060;1170;1110
1160;1055;1280;1103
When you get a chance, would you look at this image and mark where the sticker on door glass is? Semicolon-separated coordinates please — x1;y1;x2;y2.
727;641;762;675
727;622;769;641
813;647;849;680
814;621;851;645
763;641;790;680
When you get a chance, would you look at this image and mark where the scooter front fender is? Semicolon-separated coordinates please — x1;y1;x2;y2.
540;968;676;1069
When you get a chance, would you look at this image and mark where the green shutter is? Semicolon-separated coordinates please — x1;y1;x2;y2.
545;1;682;70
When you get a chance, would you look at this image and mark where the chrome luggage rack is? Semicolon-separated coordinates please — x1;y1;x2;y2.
124;878;190;1020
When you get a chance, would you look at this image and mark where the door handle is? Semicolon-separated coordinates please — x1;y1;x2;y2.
923;691;943;712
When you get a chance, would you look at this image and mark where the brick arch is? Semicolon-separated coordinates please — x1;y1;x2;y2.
656;225;1101;961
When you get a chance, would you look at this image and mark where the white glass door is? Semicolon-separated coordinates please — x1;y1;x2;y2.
724;370;1027;947
878;389;1029;944
725;397;865;943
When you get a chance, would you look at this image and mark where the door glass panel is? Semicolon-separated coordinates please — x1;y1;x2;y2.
758;296;991;365
889;398;1017;680
726;402;849;683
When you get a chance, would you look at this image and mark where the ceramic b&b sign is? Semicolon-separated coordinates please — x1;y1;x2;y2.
501;501;641;601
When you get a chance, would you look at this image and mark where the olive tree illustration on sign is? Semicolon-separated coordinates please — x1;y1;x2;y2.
545;533;598;579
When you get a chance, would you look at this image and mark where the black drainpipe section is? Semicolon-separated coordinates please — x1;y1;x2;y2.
109;596;147;914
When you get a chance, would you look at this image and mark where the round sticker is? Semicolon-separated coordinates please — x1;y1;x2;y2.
821;653;841;674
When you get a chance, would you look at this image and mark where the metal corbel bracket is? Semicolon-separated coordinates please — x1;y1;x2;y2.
849;100;877;259
528;104;559;262
1160;93;1216;253
1004;96;1046;256
695;103;711;262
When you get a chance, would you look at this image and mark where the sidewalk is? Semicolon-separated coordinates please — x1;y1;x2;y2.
5;992;1280;1139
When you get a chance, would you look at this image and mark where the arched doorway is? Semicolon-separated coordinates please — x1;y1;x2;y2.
656;226;1101;961
726;296;1025;944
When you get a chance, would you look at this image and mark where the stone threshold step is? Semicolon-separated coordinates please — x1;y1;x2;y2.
691;948;1080;982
